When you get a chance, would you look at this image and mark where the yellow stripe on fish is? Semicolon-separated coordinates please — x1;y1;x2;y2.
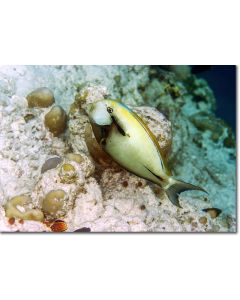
86;99;207;208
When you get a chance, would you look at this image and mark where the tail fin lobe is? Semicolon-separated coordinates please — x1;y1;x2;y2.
164;179;207;208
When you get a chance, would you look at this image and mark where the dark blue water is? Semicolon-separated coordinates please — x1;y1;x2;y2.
195;65;236;133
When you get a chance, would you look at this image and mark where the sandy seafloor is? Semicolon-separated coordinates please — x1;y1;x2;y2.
0;65;236;232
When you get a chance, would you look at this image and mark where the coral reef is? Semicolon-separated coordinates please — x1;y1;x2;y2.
0;66;236;232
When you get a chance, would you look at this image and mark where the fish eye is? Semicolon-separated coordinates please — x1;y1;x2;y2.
107;107;113;113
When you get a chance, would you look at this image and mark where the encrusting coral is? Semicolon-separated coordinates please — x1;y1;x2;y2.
0;66;236;232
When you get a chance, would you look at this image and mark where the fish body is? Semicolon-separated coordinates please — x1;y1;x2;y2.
86;100;206;207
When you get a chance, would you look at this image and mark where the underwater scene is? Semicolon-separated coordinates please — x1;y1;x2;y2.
0;65;236;232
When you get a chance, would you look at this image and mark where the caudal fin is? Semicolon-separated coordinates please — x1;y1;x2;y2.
164;178;207;208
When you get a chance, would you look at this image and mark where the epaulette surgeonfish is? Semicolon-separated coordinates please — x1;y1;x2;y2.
86;100;207;207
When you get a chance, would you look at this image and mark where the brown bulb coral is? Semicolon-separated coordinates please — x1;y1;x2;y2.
4;195;44;221
44;105;67;136
27;87;55;108
59;163;77;184
42;189;67;219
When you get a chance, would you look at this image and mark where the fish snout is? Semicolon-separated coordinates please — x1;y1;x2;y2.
86;102;113;126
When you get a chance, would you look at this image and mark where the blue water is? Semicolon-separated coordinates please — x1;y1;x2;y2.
195;65;236;133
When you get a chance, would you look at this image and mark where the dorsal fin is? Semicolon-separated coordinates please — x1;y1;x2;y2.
130;109;172;176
